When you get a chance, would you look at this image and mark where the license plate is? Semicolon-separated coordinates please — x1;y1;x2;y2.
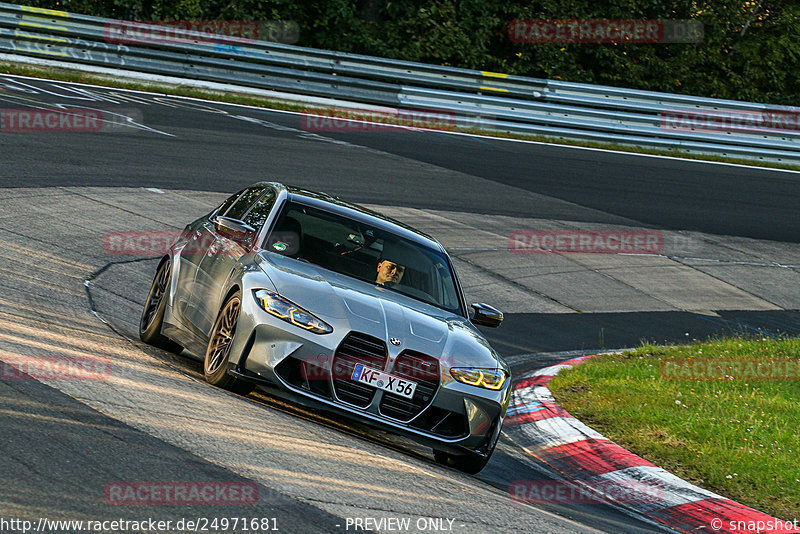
351;363;417;399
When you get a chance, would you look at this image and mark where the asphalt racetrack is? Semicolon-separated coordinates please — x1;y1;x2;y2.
1;74;799;533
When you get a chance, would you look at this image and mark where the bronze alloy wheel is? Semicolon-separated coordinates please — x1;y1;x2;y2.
204;292;254;395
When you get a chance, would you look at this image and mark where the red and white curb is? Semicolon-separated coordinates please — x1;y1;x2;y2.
502;356;799;533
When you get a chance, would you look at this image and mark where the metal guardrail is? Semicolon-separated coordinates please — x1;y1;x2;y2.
1;2;799;163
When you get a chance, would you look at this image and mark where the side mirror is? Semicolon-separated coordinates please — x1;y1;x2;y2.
214;216;256;249
471;303;503;328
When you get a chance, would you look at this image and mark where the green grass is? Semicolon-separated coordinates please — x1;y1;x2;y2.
549;337;800;519
2;60;800;173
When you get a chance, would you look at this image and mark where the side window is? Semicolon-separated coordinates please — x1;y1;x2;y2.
242;190;277;230
224;185;269;220
215;187;247;217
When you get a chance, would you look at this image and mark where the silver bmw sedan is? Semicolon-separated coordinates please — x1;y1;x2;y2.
140;182;510;473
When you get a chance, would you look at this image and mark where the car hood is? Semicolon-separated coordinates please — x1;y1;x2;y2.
256;252;503;369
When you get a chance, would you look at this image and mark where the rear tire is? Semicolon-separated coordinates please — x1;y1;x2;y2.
139;259;183;353
204;291;255;396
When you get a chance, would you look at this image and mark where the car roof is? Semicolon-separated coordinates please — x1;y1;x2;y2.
256;182;445;252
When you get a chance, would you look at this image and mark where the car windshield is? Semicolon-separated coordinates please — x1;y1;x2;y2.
264;201;463;315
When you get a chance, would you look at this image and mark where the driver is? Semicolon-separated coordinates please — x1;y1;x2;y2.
376;258;405;286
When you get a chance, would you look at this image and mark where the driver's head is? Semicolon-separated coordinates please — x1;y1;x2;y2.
376;259;405;285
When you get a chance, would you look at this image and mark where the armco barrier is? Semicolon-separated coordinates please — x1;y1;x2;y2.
1;2;799;162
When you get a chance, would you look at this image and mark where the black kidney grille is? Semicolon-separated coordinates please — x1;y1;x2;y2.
380;351;440;421
332;332;388;408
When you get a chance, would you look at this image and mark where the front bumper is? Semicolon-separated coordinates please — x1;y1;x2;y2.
227;296;511;457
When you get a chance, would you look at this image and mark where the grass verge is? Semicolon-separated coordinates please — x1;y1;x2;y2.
549;337;800;519
2;60;800;173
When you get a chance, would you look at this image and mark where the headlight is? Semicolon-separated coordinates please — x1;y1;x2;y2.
253;289;332;334
450;367;507;390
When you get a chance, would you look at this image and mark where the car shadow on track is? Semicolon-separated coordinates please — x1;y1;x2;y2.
87;257;668;533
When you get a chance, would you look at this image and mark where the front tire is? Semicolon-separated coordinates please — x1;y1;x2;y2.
433;449;492;475
204;291;255;396
433;423;500;474
139;259;183;353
